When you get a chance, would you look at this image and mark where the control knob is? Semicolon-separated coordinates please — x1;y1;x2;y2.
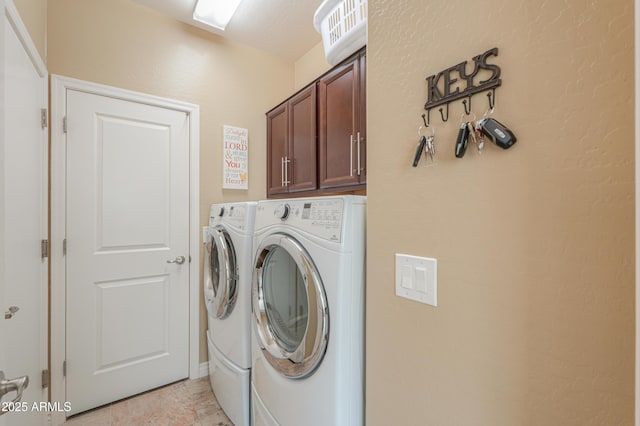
216;206;225;217
274;204;290;220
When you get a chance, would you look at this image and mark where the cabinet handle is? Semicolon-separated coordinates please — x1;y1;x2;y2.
350;134;354;177
284;156;290;186
281;157;285;187
356;132;361;176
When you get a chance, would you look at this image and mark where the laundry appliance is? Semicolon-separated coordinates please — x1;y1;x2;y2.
251;195;366;426
204;201;256;426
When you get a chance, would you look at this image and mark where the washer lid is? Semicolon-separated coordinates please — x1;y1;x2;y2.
204;225;238;319
252;233;329;379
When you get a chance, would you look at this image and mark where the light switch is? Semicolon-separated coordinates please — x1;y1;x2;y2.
415;266;427;292
401;265;413;289
395;254;437;307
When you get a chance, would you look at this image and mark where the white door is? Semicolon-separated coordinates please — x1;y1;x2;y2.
64;89;190;415
0;1;48;425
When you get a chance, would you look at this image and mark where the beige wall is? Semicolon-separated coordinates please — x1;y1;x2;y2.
366;1;634;425
47;0;294;362
16;0;637;420
294;41;330;90
13;0;46;61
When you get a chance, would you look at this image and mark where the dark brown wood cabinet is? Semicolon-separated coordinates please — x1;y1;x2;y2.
266;48;366;198
358;51;366;184
318;52;366;189
266;103;288;195
266;85;317;197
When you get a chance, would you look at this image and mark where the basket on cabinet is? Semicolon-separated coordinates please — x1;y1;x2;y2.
313;0;367;66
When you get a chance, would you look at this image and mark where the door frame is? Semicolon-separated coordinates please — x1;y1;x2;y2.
628;0;639;421
0;0;48;424
49;75;200;424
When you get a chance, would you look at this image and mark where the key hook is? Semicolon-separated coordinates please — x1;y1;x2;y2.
462;96;472;116
438;103;449;122
487;89;496;111
421;112;430;127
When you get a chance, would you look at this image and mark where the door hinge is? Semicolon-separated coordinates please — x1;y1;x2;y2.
41;239;49;259
63;116;67;133
62;360;67;377
41;108;48;129
63;239;67;256
41;369;50;389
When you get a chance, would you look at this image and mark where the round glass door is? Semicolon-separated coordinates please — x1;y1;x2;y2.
204;226;237;319
252;233;329;379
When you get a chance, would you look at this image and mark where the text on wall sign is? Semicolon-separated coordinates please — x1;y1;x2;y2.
424;47;501;112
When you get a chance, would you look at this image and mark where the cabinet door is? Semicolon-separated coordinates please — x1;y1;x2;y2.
358;51;366;183
266;103;289;196
288;85;317;193
318;57;361;189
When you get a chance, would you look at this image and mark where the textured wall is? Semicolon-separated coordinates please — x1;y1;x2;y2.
47;0;294;362
13;0;46;61
294;41;330;91
366;1;634;425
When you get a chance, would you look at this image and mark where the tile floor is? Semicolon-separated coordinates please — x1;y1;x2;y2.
63;377;233;426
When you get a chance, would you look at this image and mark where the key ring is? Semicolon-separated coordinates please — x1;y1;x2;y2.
460;111;476;123
418;125;435;139
417;125;435;162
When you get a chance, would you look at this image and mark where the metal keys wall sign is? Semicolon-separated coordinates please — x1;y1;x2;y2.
412;47;517;167
424;47;501;112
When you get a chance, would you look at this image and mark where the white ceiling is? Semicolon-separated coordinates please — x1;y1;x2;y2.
131;0;323;61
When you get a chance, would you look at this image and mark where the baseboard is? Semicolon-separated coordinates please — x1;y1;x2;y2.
199;361;209;378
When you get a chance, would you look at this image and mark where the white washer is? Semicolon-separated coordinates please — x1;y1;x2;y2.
251;195;366;426
204;202;256;426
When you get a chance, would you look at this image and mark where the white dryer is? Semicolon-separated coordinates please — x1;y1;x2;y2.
204;201;256;426
250;196;366;426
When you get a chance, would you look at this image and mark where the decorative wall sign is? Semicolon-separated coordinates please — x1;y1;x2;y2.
412;47;516;167
222;125;249;190
424;47;502;112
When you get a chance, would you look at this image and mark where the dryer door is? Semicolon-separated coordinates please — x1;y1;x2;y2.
252;233;329;379
204;225;238;319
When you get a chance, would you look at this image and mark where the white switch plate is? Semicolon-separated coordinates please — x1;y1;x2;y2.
395;254;437;306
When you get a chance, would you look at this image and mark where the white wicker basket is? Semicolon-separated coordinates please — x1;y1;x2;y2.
313;0;367;66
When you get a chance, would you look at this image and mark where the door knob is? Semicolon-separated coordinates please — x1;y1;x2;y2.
4;306;19;320
166;256;186;265
0;371;29;411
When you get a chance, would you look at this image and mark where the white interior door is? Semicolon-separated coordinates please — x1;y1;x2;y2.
64;89;191;415
0;1;48;425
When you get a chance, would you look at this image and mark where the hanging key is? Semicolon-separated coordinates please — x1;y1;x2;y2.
455;121;470;158
474;119;485;153
425;135;436;161
467;122;480;153
412;135;427;167
414;124;435;166
477;117;517;149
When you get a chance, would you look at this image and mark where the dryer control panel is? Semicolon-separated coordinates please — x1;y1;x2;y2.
256;198;345;243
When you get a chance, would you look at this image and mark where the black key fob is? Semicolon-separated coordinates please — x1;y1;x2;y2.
413;135;427;167
455;122;469;158
479;118;517;149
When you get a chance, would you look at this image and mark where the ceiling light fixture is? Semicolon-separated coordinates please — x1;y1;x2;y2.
193;0;243;31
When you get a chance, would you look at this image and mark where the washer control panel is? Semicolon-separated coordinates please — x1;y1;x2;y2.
209;204;251;230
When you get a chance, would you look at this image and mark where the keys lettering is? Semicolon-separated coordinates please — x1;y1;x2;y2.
425;48;501;109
